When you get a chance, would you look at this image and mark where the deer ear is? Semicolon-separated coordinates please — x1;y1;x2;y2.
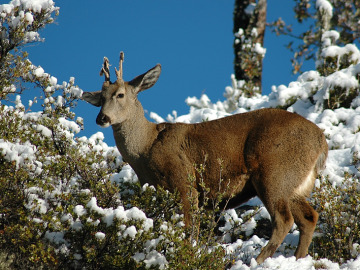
129;64;161;93
81;91;102;107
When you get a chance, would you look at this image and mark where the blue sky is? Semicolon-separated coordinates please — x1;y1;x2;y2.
24;0;311;146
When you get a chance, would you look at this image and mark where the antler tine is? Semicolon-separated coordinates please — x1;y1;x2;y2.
115;51;125;82
99;57;110;82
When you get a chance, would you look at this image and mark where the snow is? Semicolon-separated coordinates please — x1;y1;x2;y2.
59;117;81;134
235;28;244;39
24;31;41;43
254;43;266;56
74;205;87;217
86;197;105;215
49;76;57;86
0;4;12;14
110;164;136;184
85;196;154;233
316;0;333;17
323;149;353;185
36;124;52;137
25;12;33;25
322;31;340;47
45;231;66;245
33;67;45;77
69;86;83;98
123;226;137;239
143;250;168;270
322;30;340;43
7;0;56;13
0;139;37;170
95;232;106;240
321;44;360;64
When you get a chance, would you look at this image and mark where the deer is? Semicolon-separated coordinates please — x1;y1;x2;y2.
81;52;328;264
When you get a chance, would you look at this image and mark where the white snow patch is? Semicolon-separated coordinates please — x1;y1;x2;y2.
95;232;106;240
123;225;137;239
316;0;333;17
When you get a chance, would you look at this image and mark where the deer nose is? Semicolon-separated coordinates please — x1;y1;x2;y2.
96;112;110;126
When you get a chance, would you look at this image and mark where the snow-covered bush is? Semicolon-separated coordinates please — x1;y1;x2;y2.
0;0;59;99
0;102;122;268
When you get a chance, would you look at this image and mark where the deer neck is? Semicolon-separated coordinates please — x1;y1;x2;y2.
111;106;157;164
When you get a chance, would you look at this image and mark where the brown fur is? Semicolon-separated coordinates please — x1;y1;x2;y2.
81;56;328;264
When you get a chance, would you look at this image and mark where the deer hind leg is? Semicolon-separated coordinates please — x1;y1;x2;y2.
255;198;295;264
290;196;318;259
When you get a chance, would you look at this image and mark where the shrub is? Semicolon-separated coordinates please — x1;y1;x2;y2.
0;110;234;269
311;173;360;263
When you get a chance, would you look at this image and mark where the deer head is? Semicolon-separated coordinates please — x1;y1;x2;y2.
82;52;161;127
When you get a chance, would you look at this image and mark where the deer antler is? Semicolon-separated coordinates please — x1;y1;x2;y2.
100;57;110;81
115;51;124;82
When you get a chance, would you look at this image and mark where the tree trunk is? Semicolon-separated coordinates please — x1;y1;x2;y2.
233;0;267;95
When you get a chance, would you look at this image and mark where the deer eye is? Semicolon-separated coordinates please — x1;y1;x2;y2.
117;93;124;99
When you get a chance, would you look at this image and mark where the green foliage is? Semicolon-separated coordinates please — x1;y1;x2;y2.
324;86;358;110
311;174;360;263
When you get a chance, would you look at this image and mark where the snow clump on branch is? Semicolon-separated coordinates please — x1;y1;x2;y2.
0;0;58;45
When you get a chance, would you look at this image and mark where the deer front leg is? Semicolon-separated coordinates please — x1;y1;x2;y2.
173;174;198;225
169;169;201;241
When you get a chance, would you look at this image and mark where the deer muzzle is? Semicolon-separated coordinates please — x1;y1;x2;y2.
96;111;111;127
